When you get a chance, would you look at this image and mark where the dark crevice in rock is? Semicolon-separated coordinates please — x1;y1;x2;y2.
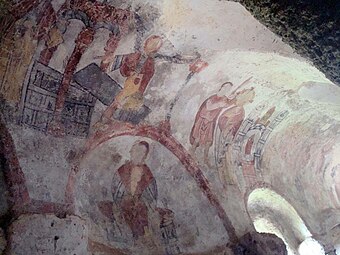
231;232;287;255
234;0;340;85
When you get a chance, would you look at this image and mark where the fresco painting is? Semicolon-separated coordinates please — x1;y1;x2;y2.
188;78;288;191
36;1;61;65
20;61;96;137
0;19;37;103
96;141;181;254
96;34;204;127
0;0;339;254
231;108;289;190
189;79;252;165
100;35;164;123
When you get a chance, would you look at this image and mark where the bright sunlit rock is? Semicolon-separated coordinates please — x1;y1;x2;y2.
298;238;325;255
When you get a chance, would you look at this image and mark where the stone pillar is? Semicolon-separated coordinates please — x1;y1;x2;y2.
36;2;59;65
0;116;30;209
48;27;95;136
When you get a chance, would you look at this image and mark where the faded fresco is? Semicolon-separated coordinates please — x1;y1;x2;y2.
0;0;339;254
79;139;183;255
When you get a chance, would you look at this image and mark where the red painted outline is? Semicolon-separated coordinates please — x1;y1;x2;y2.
66;121;238;242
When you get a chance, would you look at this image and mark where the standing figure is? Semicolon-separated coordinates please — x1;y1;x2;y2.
98;35;203;126
102;35;163;121
36;1;64;65
216;101;247;184
111;141;157;239
189;82;234;167
0;19;37;103
216;88;255;185
97;141;181;254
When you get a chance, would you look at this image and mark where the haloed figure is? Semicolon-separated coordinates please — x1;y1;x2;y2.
189;82;234;167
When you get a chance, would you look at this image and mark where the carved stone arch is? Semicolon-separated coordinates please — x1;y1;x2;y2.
246;187;315;254
244;182;314;233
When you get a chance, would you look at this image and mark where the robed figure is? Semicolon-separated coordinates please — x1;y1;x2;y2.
111;141;157;238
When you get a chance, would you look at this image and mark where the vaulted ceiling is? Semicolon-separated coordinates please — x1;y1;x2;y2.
0;1;339;255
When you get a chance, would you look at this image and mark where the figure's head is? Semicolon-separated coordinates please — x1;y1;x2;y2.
56;18;69;34
15;19;34;37
130;141;150;164
235;87;255;106
217;82;233;96
143;35;163;55
116;8;132;27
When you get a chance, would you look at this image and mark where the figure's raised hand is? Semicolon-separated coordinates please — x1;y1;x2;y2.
189;59;208;73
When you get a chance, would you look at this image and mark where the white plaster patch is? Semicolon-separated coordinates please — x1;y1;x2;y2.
298;81;340;105
159;1;300;58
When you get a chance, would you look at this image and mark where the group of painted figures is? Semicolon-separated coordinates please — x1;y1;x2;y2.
0;0;288;253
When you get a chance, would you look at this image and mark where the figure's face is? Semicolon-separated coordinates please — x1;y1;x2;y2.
217;83;233;96
116;9;131;26
56;18;69;34
130;143;148;164
14;25;25;38
235;89;255;106
144;36;163;55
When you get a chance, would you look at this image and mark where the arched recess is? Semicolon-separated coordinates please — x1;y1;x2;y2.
246;187;325;255
59;9;92;28
58;9;120;35
65;123;238;243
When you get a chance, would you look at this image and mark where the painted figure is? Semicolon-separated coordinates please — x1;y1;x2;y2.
98;35;205;126
0;19;37;103
111;141;157;239
99;141;182;254
190;82;234;166
116;35;160;109
216;88;255;185
215;101;247;184
190;77;253;167
102;35;163;121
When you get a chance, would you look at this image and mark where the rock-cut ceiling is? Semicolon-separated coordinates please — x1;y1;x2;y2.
0;0;339;255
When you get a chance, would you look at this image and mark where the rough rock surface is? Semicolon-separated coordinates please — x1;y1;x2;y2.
236;0;340;85
0;228;6;254
232;232;287;255
7;214;88;255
